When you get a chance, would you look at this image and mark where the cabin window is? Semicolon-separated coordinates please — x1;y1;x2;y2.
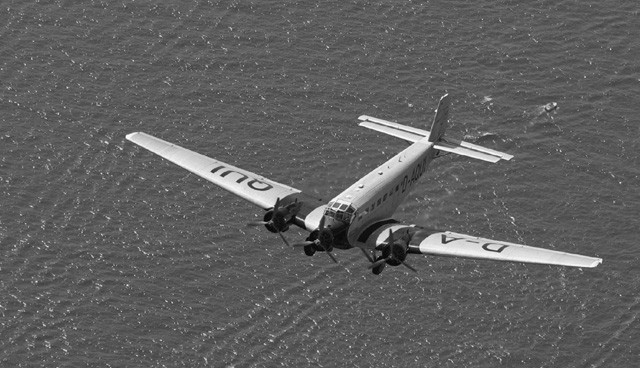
383;194;387;201
377;198;381;206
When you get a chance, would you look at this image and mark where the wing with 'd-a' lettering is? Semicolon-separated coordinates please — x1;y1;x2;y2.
126;132;303;210
410;230;602;268
363;224;601;275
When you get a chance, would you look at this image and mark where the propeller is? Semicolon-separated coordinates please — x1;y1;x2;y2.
368;229;417;273
247;197;302;248
292;218;338;263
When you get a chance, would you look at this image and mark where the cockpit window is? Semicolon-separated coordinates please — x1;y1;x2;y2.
325;200;357;224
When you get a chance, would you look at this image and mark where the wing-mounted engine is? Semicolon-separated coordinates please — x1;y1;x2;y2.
369;228;418;274
360;222;432;274
247;197;302;247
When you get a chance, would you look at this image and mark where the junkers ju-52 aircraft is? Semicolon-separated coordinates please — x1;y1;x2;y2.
126;94;602;274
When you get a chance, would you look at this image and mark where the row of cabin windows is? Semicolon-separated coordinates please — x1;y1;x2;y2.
356;184;401;222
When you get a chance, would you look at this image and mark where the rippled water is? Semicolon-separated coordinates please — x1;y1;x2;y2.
1;1;639;366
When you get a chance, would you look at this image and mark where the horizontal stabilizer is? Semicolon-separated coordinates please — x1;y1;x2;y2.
358;115;427;143
358;115;513;163
455;139;514;161
412;231;602;268
358;121;424;143
434;142;511;163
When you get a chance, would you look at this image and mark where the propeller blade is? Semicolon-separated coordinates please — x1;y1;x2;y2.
286;198;302;217
292;240;314;248
360;248;374;263
278;231;291;247
325;250;338;263
368;258;387;269
316;241;338;263
247;221;268;226
375;244;387;251
402;261;418;273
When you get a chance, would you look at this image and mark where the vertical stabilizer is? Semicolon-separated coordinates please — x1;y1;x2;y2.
428;94;450;142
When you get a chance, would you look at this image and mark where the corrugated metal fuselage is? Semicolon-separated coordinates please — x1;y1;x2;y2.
320;137;437;249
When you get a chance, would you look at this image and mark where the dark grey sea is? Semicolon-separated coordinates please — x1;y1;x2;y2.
1;0;638;366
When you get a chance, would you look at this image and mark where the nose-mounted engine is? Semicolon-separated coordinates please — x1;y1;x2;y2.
292;200;355;263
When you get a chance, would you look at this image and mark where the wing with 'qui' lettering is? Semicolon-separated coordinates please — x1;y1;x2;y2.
410;231;602;268
126;132;303;210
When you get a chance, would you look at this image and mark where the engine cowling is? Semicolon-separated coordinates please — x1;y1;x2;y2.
368;226;418;273
262;208;289;233
385;241;407;266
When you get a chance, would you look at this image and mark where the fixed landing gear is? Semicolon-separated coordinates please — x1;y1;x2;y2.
304;244;315;257
297;231;337;263
371;256;386;275
360;248;392;275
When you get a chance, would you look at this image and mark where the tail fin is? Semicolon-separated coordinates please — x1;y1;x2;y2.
428;94;451;142
427;93;514;163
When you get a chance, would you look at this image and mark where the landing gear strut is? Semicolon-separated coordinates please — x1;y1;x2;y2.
371;256;386;275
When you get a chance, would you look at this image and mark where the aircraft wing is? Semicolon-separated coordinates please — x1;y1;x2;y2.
126;132;301;210
409;230;602;268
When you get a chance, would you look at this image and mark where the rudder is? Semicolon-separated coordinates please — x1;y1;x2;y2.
427;94;450;142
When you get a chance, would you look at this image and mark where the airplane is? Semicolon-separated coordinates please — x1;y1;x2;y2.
126;94;602;275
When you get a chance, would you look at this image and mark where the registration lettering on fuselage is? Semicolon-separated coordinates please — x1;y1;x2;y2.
400;156;429;193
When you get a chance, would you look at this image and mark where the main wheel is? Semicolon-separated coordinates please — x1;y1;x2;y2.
372;256;386;275
304;244;316;257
